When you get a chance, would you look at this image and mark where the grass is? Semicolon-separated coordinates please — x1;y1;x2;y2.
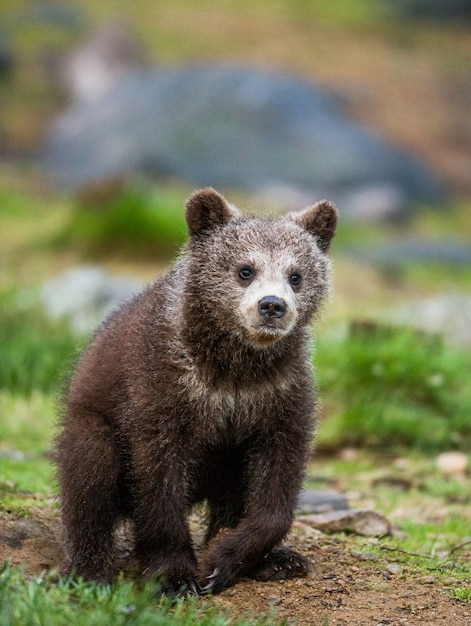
451;586;471;603
316;322;471;452
0;564;272;626
0;289;81;396
61;184;189;260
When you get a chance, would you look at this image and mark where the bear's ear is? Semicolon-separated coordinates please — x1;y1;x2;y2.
290;200;338;253
185;188;239;238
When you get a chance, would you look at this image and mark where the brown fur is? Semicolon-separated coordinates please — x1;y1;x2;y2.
57;188;337;595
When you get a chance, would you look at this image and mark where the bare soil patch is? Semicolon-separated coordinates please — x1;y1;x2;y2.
1;508;470;625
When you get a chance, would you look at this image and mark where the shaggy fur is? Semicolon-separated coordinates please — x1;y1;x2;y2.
57;187;337;595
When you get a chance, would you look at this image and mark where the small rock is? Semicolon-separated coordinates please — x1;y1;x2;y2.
291;521;323;539
436;451;468;478
358;552;379;561
385;562;402;575
338;447;359;461
416;575;435;584
297;509;391;537
297;488;349;514
0;518;55;549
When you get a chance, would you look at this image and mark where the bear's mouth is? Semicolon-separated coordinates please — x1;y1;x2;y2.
248;320;289;345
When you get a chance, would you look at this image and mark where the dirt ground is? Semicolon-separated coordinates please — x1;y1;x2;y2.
1;508;470;626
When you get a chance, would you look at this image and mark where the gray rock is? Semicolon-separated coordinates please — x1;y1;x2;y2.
42;65;444;211
298;509;392;537
0;518;55;549
385;562;403;576
41;266;143;334
348;239;471;267
297;488;349;514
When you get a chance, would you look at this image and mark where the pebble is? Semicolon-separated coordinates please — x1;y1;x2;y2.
436;451;468;478
416;575;435;584
385;562;402;575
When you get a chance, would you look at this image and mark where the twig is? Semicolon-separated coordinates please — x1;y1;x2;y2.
379;545;433;559
449;540;471;555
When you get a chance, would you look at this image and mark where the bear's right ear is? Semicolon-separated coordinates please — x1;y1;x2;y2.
185;188;239;238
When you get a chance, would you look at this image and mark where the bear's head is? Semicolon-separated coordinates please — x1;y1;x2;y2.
184;188;337;348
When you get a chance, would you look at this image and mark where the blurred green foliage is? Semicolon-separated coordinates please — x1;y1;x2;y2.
0;289;81;395
0;563;270;626
317;322;471;452
61;185;188;259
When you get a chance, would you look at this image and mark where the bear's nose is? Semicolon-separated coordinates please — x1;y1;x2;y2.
258;295;287;319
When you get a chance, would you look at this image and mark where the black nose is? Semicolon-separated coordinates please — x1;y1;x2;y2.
258;295;287;319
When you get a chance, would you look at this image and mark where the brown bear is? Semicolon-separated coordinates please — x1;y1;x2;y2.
57;187;337;596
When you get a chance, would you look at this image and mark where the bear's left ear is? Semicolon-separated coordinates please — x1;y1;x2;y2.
185;188;240;238
290;200;338;253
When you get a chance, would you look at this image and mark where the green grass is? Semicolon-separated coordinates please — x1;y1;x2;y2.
60;185;189;260
0;392;57;515
0;564;271;626
0;392;56;452
316;322;471;452
451;586;471;603
0;289;82;395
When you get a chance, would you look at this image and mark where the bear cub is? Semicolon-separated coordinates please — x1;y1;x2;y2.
57;188;337;595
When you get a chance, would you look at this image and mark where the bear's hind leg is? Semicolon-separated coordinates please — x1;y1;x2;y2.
58;410;122;583
249;546;310;582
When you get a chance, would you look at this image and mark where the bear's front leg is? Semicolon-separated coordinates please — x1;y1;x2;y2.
200;427;311;594
131;454;200;597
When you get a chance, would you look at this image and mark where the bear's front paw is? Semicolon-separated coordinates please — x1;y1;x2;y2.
249;546;310;582
199;546;242;595
157;572;201;598
200;564;237;596
142;562;200;598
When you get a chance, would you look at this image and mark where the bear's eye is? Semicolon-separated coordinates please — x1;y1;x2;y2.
290;272;302;287
238;266;254;280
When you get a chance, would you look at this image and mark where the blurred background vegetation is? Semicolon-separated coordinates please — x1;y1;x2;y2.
1;0;471;454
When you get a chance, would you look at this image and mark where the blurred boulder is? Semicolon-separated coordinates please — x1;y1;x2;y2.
42;65;444;215
389;292;471;346
41;266;143;334
253;182;408;222
348;239;471;268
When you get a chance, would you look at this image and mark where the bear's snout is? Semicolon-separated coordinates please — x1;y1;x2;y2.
258;295;287;319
